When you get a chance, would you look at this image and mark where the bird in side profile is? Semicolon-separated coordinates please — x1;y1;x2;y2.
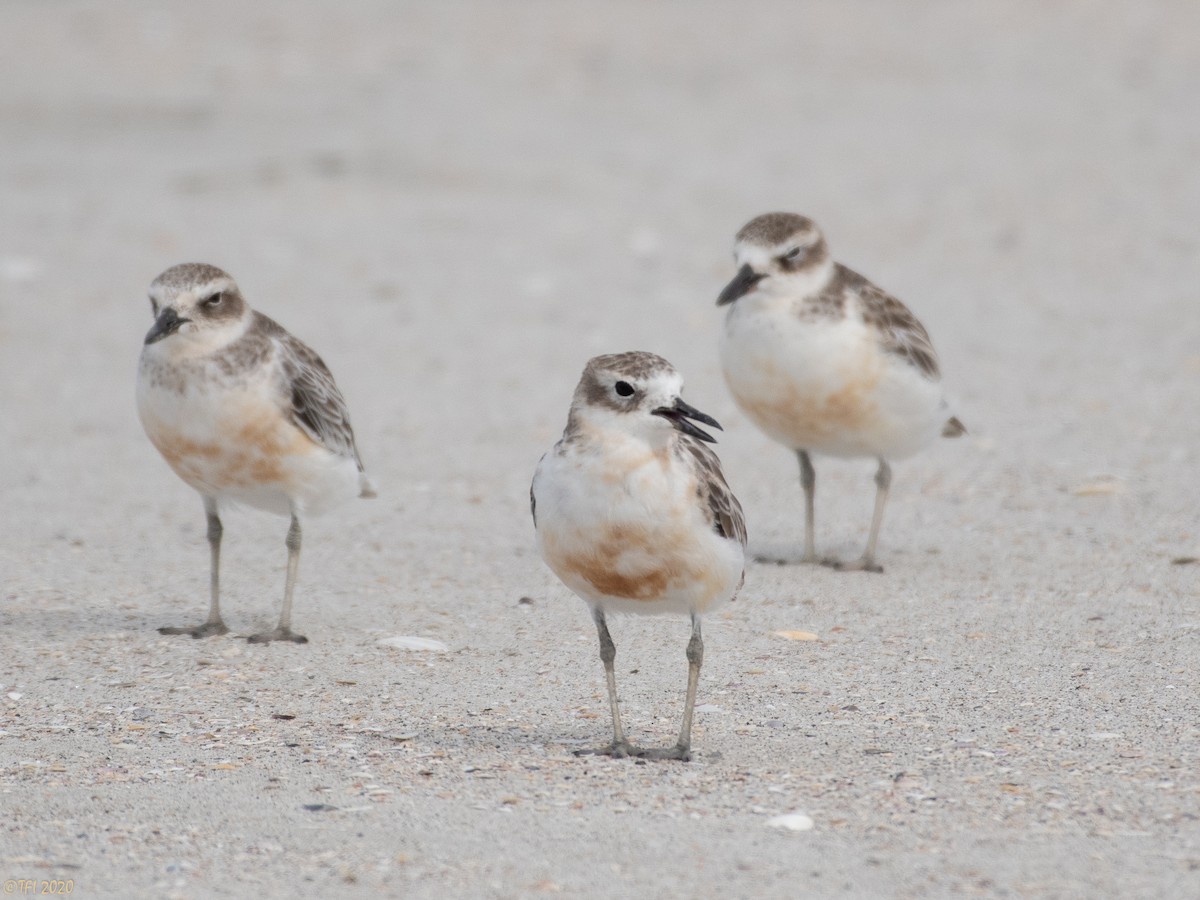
531;352;747;761
717;213;964;572
136;263;375;643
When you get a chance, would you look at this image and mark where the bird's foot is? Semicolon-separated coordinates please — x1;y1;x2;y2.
574;741;692;762
247;626;309;644
825;556;884;574
635;743;693;762
158;621;229;639
574;740;640;760
754;552;835;567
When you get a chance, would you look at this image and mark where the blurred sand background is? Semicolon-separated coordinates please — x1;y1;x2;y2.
1;1;1198;897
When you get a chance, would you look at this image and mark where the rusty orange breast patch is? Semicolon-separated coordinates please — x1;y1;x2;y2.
544;520;722;605
732;359;881;448
144;407;319;493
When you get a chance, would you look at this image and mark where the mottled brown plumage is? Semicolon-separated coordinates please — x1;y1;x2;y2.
680;437;747;548
259;314;371;478
832;266;941;379
736;212;817;247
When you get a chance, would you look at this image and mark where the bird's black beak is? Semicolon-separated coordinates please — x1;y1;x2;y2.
144;307;190;345
653;397;723;444
716;263;765;306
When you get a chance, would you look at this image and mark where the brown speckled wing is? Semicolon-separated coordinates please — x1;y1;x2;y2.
837;265;941;379
258;314;367;472
681;438;748;548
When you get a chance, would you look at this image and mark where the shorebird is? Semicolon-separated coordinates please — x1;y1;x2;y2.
136;263;375;643
532;352;746;760
717;213;963;572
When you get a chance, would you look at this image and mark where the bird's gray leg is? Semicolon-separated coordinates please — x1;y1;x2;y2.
680;614;703;752
201;501;228;631
575;608;636;758
798;449;819;563
835;458;890;573
248;514;308;644
160;496;230;638
641;614;703;762
757;449;825;565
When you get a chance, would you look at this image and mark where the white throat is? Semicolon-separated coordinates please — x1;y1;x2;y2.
146;312;253;362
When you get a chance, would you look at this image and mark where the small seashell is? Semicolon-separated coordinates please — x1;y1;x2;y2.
377;636;448;652
766;812;814;832
1072;478;1124;496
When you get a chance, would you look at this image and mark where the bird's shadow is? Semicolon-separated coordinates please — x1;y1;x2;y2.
748;542;813;566
379;722;718;765
0;593;157;640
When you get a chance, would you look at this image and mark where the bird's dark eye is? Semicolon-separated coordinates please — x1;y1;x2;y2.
782;246;803;263
202;292;223;309
614;381;635;397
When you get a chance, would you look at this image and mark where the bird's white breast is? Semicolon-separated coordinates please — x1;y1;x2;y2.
719;293;945;459
534;429;744;616
136;350;360;517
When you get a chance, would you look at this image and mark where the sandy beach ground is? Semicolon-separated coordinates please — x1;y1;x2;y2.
2;2;1198;897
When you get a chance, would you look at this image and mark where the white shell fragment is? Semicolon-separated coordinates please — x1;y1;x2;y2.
377;636;449;652
766;812;814;831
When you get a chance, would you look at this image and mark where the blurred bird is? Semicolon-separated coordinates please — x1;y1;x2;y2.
717;213;963;571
